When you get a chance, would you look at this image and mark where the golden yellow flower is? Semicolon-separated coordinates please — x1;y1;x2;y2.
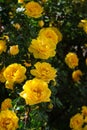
0;109;19;130
13;23;21;30
1;98;12;111
81;106;87;116
38;27;62;45
78;19;87;33
24;61;31;67
28;37;56;59
3;63;26;85
9;45;19;55
30;62;57;83
20;78;51;105
24;1;43;18
65;52;79;69
0;40;7;54
0;67;6;83
70;113;84;129
72;69;83;82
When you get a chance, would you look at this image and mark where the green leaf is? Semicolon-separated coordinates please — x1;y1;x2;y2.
0;0;4;2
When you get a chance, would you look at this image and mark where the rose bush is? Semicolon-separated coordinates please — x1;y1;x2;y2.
0;0;87;129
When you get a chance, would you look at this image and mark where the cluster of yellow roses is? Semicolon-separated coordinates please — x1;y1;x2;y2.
20;19;63;104
0;0;87;129
65;52;83;82
28;27;62;59
70;106;87;130
0;0;86;108
0;25;63;106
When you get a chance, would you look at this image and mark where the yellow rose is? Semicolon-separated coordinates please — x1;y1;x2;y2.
9;45;19;55
20;78;51;105
1;98;12;110
38;27;62;45
3;63;26;86
0;40;7;54
28;37;56;59
72;69;83;82
81;106;87;117
0;67;6;83
70;113;84;129
65;52;79;69
24;1;43;18
30;62;57;83
78;19;87;33
0;109;19;130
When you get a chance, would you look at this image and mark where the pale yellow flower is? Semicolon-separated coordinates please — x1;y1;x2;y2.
30;62;57;83
72;69;83;82
20;78;51;105
0;40;7;54
65;52;79;69
3;35;9;41
78;19;87;33
18;0;24;3
38;27;62;45
9;12;14;19
28;37;56;59
0;109;19;130
25;1;43;18
70;113;84;129
1;98;12;111
9;45;19;55
0;67;6;83
3;63;26;85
